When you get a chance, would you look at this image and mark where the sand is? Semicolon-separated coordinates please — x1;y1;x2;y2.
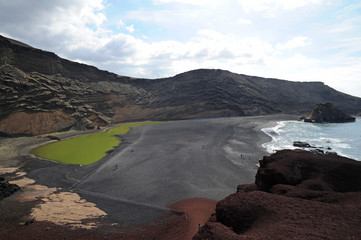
31;191;107;229
1;167;108;230
0;114;298;239
170;198;217;240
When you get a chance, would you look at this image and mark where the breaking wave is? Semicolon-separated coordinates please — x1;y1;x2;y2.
262;118;361;160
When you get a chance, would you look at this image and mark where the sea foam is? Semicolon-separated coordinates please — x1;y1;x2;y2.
262;118;361;160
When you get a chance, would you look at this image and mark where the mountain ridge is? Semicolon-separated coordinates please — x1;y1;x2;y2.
1;35;360;135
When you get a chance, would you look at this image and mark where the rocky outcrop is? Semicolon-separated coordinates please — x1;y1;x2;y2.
194;150;361;239
0;177;20;201
302;102;356;123
255;149;361;192
293;141;312;148
1;35;361;135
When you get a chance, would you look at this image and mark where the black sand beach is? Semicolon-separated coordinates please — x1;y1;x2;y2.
0;114;298;239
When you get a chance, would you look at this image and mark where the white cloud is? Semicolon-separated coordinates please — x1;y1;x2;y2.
70;27;274;78
1;0;361;97
117;20;125;28
0;0;108;51
240;52;361;98
238;18;252;24
152;0;219;5
126;24;135;33
116;20;135;33
237;0;323;12
325;16;360;34
197;29;223;40
277;61;361;98
276;36;311;50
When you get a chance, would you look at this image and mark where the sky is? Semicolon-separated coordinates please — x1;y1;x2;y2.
0;0;361;97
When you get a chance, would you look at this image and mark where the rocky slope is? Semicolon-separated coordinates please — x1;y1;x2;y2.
302;102;356;123
1;35;361;135
194;150;361;239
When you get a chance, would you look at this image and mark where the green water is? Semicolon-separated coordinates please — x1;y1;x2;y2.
30;121;162;165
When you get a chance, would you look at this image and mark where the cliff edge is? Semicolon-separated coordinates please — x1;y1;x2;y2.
194;150;361;239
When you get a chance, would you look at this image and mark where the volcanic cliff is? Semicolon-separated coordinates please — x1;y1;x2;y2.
1;35;361;135
194;150;361;239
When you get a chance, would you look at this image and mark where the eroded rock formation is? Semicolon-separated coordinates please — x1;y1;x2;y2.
302;102;356;123
0;111;76;135
194;150;361;239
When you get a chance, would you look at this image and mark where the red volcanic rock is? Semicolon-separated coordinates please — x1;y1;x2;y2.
256;149;361;192
194;150;361;240
194;221;240;240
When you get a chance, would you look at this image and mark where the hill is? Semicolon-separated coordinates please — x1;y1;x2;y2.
1;35;360;135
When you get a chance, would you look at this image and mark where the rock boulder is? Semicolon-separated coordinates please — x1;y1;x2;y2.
302;102;356;123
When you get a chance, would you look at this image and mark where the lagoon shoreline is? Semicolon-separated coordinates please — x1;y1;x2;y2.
0;114;298;239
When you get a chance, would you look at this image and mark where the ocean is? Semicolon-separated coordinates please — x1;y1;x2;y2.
262;118;361;160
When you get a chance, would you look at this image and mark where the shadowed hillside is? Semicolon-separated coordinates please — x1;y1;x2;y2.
1;35;360;135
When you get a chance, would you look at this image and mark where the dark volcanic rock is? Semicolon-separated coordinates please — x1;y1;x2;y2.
0;177;20;201
46;135;60;141
293;141;312;148
1;35;361;135
194;150;361;240
302;102;356;123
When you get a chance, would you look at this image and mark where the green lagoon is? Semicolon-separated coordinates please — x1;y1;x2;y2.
30;121;162;165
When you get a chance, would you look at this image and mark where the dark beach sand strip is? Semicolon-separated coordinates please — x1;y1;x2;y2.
74;114;299;219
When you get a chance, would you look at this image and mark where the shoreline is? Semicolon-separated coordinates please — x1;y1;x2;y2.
23;122;156;165
0;114;299;239
261;117;361;160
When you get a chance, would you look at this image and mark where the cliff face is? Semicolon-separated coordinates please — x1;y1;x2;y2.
194;150;361;239
1;35;361;135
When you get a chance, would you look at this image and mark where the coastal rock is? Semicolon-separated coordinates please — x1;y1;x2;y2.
309;148;325;155
256;149;361;192
293;141;312;148
0;177;20;201
194;150;361;239
293;141;333;154
302;102;356;123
